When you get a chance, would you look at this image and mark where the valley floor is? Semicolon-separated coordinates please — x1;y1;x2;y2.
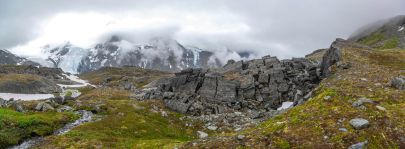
1;45;404;149
181;46;405;148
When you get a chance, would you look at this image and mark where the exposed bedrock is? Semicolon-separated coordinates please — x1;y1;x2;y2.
142;39;344;117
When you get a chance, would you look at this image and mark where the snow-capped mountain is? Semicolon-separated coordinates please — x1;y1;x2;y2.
41;42;89;73
39;36;225;74
0;49;40;66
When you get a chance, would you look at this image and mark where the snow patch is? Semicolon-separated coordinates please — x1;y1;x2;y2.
58;74;95;88
277;102;294;110
399;26;404;32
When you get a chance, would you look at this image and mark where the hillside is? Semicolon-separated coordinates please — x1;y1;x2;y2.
1;13;405;149
349;15;405;49
181;39;405;148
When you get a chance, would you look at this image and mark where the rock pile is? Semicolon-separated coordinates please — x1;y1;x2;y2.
141;53;322;117
0;98;25;112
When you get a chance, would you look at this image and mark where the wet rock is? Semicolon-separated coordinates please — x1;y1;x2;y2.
348;140;368;149
391;76;405;90
349;118;369;130
197;131;208;139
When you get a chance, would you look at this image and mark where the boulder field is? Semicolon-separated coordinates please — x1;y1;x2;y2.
138;39;347;118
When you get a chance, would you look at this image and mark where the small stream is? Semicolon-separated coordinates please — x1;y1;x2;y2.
8;110;93;149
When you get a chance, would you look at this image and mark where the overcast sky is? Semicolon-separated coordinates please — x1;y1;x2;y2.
1;0;405;58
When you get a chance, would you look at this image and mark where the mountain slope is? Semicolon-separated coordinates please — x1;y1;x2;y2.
349;15;405;49
182;39;405;148
39;36;227;74
0;49;40;66
42;42;90;73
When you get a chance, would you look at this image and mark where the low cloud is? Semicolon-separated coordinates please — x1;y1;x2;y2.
1;0;405;59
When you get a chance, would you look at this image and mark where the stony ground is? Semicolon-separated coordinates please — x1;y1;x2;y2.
180;46;405;148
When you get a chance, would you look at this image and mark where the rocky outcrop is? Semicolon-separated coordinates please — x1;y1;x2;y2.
320;39;343;77
142;54;322;117
0;98;25;112
35;102;55;112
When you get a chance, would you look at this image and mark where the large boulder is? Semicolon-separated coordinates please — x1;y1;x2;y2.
35;102;55;112
320;38;343;77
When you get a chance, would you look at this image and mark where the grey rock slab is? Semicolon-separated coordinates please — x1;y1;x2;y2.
349;118;370;130
348;140;368;149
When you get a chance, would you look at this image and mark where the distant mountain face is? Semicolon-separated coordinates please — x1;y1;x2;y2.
40;36;228;74
0;49;40;66
349;15;405;49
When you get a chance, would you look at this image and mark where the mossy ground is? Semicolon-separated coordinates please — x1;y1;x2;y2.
80;66;173;88
358;32;400;49
0;73;41;83
0;109;77;148
36;88;199;149
183;46;405;148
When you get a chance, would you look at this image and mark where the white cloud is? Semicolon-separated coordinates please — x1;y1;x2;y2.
2;0;405;59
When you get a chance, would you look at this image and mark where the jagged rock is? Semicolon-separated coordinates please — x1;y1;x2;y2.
320;38;343;77
144;53;322;116
35;102;55;112
391;76;405;90
348;140;368;149
138;39;343;123
349;118;370;130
